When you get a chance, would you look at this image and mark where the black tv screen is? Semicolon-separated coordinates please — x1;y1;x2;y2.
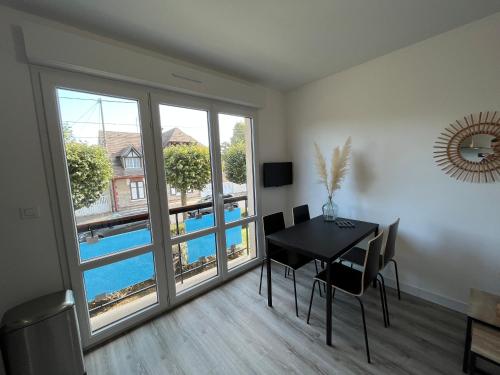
263;162;293;187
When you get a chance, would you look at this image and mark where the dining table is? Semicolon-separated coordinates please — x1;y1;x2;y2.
265;215;379;346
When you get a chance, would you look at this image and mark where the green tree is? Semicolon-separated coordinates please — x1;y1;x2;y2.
62;123;74;142
65;142;113;210
223;142;246;184
163;144;211;207
230;122;246;144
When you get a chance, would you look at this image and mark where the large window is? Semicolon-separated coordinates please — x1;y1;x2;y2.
218;113;257;268
130;180;145;200
39;69;260;348
53;87;158;336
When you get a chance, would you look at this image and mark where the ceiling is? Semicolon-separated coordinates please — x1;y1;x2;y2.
5;0;500;90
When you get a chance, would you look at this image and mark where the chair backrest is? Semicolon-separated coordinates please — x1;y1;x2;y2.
293;204;310;225
263;212;286;255
263;212;285;236
383;218;400;264
361;231;384;292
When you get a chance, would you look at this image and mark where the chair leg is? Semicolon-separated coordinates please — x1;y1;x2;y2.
259;261;264;295
292;270;298;317
307;280;317;324
356;297;371;364
469;352;476;375
378;273;390;327
377;278;388;328
284;266;288;278
314;260;323;297
390;259;401;300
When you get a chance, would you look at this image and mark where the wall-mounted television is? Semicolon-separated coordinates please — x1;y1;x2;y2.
263;162;293;187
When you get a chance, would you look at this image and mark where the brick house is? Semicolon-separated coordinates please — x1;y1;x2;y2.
99;128;202;214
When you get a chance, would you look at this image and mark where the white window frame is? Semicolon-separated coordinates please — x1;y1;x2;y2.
32;66;263;349
130;180;145;200
150;91;262;305
124;155;142;169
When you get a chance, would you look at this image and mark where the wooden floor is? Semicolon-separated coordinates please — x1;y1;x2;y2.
85;263;498;375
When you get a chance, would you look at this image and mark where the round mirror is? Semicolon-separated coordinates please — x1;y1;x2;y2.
434;112;500;183
459;134;497;162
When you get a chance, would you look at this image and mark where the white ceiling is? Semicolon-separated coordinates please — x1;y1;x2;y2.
6;0;500;90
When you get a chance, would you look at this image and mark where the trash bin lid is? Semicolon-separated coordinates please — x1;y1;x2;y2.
1;290;75;333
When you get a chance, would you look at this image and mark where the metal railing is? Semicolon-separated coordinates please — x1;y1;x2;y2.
79;195;250;310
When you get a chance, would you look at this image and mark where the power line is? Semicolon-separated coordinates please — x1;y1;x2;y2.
74;102;98;123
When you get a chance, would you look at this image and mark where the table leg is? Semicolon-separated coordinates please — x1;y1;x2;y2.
326;261;332;346
462;317;472;373
266;238;272;307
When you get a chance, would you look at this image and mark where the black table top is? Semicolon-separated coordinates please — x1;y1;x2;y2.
266;216;379;262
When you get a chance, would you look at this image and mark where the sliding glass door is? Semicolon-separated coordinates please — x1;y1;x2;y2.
38;69;260;347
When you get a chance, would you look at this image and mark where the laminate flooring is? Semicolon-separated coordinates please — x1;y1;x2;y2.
85;262;499;374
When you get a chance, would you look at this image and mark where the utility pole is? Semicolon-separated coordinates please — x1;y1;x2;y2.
98;98;107;149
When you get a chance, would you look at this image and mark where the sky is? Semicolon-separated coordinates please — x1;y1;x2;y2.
57;88;248;148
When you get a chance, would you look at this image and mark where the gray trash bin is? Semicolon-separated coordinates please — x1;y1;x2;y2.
0;290;85;375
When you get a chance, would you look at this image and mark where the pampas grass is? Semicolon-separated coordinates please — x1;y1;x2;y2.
314;142;329;194
314;137;351;199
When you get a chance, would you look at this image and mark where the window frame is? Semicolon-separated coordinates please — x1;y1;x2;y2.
130;180;145;200
32;66;263;349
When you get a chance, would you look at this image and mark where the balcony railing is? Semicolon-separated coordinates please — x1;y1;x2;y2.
80;195;249;315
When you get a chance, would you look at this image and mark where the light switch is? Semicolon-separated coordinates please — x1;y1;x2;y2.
19;206;40;220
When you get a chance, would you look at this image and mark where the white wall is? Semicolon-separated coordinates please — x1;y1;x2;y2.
286;12;500;312
257;89;291;224
0;7;64;318
0;1;287;335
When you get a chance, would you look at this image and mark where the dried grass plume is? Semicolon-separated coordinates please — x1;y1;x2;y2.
314;137;352;199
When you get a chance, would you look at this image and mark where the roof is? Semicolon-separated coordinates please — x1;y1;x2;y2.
161;127;198;148
99;128;198;177
99;131;142;177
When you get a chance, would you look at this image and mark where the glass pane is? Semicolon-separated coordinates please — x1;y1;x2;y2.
84;252;158;332
218;114;255;223
227;221;257;270
158;105;214;237
172;233;218;294
56;89;152;261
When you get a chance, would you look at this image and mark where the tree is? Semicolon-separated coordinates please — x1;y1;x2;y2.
163;144;211;207
62;123;74;142
223;142;246;184
65;142;113;210
230;122;246;144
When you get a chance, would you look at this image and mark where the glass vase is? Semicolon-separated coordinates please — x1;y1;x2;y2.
322;198;338;221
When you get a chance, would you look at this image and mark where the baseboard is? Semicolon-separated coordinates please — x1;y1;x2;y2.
382;277;468;314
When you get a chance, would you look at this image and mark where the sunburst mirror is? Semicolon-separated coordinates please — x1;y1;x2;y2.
434;112;500;183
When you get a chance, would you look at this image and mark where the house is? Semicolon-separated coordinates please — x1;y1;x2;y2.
1;2;500;375
96;128;201;214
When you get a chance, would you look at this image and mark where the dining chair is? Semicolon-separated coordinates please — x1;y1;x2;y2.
340;218;400;327
292;204;310;224
306;231;385;363
259;212;315;317
292;204;323;296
